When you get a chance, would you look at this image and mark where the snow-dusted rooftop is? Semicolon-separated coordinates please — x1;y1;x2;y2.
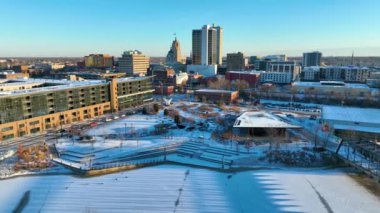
227;70;264;75
0;76;152;97
117;76;152;83
323;106;380;125
292;81;370;89
195;89;237;94
0;70;17;75
234;111;301;128
333;124;380;134
305;65;369;70
0;78;106;97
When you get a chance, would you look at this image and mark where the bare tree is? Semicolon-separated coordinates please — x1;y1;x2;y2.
202;95;207;103
231;79;249;92
266;128;281;151
208;76;230;90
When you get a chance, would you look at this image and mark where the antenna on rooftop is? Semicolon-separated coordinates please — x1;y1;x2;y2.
351;51;354;66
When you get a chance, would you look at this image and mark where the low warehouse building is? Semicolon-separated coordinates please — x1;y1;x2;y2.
292;81;371;97
194;89;239;104
225;71;261;87
322;106;380;139
233;111;301;137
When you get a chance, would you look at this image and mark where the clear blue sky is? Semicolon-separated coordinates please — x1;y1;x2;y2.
1;0;379;57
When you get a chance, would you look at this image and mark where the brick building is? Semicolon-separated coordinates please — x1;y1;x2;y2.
225;71;261;87
194;89;239;104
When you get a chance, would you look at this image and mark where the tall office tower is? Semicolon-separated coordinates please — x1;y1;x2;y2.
192;24;223;65
303;51;322;67
215;26;223;65
227;52;246;71
192;30;202;65
84;54;114;68
119;50;150;76
103;55;114;67
166;37;183;64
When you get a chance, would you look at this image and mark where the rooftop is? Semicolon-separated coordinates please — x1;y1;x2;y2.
0;78;106;97
227;70;264;75
122;50;143;56
195;89;237;94
234;111;301;128
117;76;153;83
292;81;370;89
0;80;44;87
0;70;16;75
303;66;320;71
0;76;151;97
323;106;380;125
333;124;380;134
304;65;369;70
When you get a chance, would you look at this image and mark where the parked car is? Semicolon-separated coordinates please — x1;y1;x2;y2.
310;115;317;120
286;114;294;118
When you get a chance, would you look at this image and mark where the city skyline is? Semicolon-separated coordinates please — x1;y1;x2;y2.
1;0;380;57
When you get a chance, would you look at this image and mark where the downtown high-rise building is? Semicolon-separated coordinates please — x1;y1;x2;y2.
192;24;223;65
227;52;246;71
84;54;114;68
302;51;322;67
118;50;150;76
166;37;183;64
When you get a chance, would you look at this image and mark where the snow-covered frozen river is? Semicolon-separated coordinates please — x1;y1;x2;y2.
1;165;379;213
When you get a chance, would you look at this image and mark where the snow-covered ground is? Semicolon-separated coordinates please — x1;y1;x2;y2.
0;150;15;161
0;165;379;213
86;114;168;136
53;103;237;167
56;136;184;156
50;101;323;171
261;99;322;108
2;100;380;212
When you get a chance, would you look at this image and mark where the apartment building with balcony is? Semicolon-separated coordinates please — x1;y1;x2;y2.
0;76;153;141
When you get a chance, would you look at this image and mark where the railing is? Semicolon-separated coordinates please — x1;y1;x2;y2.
89;158;165;170
337;140;380;179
